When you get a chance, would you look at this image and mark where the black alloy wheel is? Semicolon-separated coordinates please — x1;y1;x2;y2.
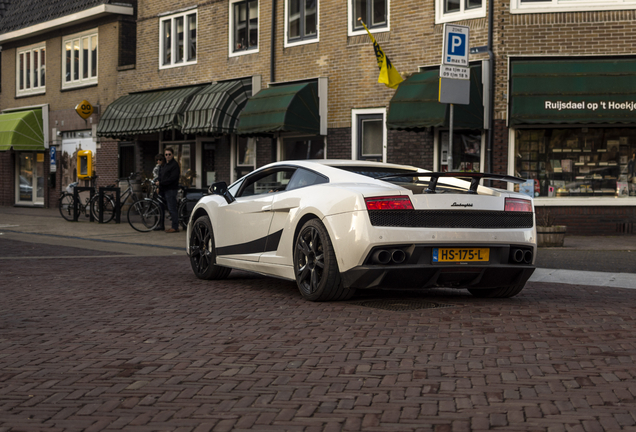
189;215;231;280
294;219;355;302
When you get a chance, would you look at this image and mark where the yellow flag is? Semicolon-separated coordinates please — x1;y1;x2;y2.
359;20;403;89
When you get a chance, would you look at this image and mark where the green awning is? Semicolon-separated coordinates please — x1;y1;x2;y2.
181;78;252;135
0;109;45;151
97;86;205;138
387;64;483;130
510;58;636;126
237;82;320;136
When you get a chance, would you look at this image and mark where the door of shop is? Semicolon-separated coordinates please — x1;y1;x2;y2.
16;152;45;206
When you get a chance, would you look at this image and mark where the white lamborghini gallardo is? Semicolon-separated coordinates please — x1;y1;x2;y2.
186;160;536;301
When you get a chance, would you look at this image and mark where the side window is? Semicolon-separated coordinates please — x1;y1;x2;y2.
286;0;318;46
286;168;328;191
237;168;296;197
16;43;46;96
160;10;197;68
350;0;388;35
435;0;485;23
62;30;97;89
230;0;259;55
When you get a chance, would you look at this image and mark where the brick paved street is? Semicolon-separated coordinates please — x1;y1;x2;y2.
1;239;636;431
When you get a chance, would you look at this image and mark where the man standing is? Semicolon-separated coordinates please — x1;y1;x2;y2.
155;147;181;233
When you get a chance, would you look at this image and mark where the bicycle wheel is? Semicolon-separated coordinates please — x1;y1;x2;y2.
59;193;75;221
127;199;162;232
90;194;116;223
178;199;189;230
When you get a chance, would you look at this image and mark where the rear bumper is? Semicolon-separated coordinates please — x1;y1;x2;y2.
341;264;535;290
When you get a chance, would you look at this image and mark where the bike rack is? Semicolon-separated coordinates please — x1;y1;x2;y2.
98;187;121;224
73;187;95;222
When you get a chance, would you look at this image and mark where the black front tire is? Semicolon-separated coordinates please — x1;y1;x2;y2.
468;283;525;298
127;200;161;232
190;215;231;280
91;194;116;223
293;219;355;302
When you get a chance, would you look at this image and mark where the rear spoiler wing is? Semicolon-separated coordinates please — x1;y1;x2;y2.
378;172;526;194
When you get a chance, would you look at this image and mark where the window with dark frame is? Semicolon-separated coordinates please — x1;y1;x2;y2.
352;0;387;32
288;0;317;43
233;0;259;52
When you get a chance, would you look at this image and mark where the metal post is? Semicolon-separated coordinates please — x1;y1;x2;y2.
448;104;454;172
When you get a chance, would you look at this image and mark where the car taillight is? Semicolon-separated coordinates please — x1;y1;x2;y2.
365;196;414;210
505;198;532;212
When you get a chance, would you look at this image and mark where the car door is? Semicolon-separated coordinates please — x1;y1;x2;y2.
213;167;296;262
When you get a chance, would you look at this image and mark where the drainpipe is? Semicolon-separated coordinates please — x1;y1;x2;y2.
486;0;495;178
270;0;277;83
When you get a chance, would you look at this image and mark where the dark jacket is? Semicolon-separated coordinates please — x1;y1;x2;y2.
158;159;180;191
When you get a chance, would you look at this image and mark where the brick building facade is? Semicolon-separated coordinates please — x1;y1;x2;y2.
2;0;636;234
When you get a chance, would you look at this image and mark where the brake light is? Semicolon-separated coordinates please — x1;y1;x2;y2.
365;196;414;210
505;198;532;212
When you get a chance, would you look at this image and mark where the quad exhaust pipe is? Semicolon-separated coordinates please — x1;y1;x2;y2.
511;248;533;264
371;248;407;265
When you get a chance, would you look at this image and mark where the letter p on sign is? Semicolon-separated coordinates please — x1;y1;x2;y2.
451;34;465;55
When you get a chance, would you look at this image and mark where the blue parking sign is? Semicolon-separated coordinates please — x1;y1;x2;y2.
442;24;469;67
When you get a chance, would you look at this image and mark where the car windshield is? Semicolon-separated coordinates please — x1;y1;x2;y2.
334;166;466;194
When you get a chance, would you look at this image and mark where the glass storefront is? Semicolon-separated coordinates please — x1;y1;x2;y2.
439;130;482;172
16;152;44;205
515;127;636;198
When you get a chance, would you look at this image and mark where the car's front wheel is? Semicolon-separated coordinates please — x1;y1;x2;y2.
294;219;355;302
190;215;231;280
468;283;525;298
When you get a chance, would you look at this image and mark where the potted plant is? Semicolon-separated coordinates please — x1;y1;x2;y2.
536;208;567;247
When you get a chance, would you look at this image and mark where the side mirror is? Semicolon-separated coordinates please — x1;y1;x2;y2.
209;181;235;204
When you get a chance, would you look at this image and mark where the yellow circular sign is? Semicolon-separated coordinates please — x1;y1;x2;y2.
75;100;94;120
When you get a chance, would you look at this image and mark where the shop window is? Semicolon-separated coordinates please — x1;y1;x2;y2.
439;131;482;172
286;0;318;46
281;137;325;160
514;128;636;198
16;43;46;96
160;10;197;68
435;0;485;24
63;30;97;89
230;0;259;55
349;0;388;36
16;153;44;205
511;0;636;13
236;136;256;180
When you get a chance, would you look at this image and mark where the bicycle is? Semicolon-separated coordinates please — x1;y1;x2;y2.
127;184;196;232
58;182;116;222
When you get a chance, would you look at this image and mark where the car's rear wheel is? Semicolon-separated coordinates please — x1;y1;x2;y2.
190;215;231;280
468;283;525;298
294;219;355;302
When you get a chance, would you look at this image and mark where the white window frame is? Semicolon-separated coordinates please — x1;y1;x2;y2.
348;0;390;37
351;108;387;163
284;0;320;48
62;29;98;89
435;0;486;24
159;10;198;69
229;0;260;57
511;0;636;14
16;43;46;96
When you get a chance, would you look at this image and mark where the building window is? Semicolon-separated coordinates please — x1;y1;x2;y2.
230;0;259;55
514;128;636;198
511;0;636;13
160;11;197;68
439;131;482;172
16;44;45;96
63;31;97;89
286;0;318;46
352;108;386;162
349;0;388;36
435;0;485;23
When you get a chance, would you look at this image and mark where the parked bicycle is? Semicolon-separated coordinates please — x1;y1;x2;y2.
58;182;116;222
128;184;202;232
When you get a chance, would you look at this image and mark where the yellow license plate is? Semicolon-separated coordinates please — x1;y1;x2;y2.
433;248;490;263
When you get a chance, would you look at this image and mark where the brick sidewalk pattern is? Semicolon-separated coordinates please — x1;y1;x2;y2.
1;246;635;431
